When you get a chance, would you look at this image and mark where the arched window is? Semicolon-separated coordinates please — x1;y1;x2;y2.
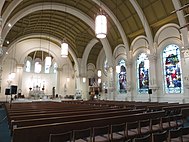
137;53;149;93
44;64;50;73
44;58;51;73
34;62;41;73
25;60;31;72
116;59;127;93
163;44;183;94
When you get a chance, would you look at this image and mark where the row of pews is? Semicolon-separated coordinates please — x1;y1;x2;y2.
3;100;189;142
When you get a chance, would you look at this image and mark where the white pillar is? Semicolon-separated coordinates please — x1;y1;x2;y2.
80;75;88;100
148;54;159;102
75;75;81;93
107;66;115;100
17;64;24;91
126;60;133;101
0;17;3;56
56;67;62;95
181;56;189;103
0;16;2;37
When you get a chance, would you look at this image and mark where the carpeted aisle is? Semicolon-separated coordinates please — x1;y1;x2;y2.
0;107;11;142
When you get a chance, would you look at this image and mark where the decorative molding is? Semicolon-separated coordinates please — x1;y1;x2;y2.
181;48;189;58
148;53;157;62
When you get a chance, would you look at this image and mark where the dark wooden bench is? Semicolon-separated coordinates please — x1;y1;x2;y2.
8;107;132;122
11;109;145;132
12;110;165;142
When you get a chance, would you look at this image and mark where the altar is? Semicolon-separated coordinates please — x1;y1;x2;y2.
29;86;45;99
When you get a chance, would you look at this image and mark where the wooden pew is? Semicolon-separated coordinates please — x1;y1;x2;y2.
12;110;165;142
8;107;132;122
163;103;189;115
11;109;145;132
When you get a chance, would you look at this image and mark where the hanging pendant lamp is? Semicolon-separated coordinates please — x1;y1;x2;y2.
95;11;107;39
61;40;68;58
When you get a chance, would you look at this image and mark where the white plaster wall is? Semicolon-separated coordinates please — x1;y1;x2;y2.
22;72;56;97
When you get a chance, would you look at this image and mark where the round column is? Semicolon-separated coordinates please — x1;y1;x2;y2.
56;67;63;95
148;53;159;102
17;64;24;91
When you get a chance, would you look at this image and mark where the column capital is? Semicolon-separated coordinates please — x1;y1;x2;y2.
181;48;189;58
16;64;24;68
148;53;157;62
56;67;63;71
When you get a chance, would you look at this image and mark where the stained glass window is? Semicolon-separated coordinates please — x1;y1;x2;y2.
116;59;127;93
163;44;183;94
25;60;31;72
137;53;149;93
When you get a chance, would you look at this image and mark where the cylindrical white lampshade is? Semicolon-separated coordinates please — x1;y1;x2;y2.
98;78;101;84
116;65;120;73
61;42;68;57
83;77;86;83
45;56;51;66
95;14;107;39
97;70;101;77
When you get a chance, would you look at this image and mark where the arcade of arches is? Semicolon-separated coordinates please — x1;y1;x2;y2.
0;0;189;103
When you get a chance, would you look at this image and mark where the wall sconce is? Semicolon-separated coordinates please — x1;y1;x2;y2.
83;77;86;83
116;65;120;73
67;77;70;82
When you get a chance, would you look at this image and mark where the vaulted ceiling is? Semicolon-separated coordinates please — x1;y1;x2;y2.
1;0;188;65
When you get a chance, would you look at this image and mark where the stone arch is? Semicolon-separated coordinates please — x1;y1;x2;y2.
2;2;113;71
